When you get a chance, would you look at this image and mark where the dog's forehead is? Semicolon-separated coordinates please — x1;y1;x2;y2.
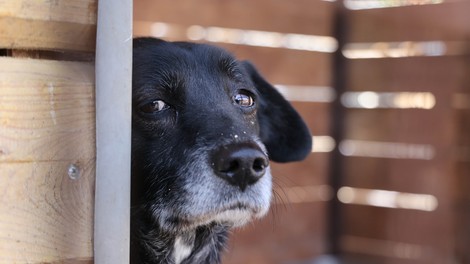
153;42;236;69
133;40;254;107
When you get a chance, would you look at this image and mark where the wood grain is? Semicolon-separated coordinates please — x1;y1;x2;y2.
0;0;97;51
0;0;96;24
0;57;95;262
0;161;94;263
0;58;95;163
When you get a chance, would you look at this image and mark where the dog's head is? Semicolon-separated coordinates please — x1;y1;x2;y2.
132;37;312;234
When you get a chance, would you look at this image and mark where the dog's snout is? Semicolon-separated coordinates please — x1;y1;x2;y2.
212;143;269;191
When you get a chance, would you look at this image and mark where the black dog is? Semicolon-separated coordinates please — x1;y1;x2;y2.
131;37;312;264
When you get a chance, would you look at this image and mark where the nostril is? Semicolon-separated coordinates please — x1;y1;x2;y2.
253;157;267;173
221;160;240;176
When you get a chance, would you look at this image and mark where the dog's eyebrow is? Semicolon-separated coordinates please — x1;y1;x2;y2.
219;57;242;79
159;70;184;91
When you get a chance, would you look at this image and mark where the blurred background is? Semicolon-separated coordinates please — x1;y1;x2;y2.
133;1;470;263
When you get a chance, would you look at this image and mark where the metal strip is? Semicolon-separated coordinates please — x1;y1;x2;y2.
94;0;132;263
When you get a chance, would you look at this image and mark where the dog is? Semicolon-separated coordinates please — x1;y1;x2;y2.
131;37;312;264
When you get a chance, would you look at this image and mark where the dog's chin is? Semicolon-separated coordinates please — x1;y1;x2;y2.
157;203;269;234
193;203;270;228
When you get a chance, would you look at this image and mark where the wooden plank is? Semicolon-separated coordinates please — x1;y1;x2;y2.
340;205;455;262
0;0;97;24
0;57;95;262
0;17;96;52
224;44;333;87
341;157;454;200
134;0;335;36
0;0;97;51
224;202;328;264
346;56;468;94
0;57;95;163
347;1;470;42
292;103;331;135
340;253;430;264
340;236;448;264
343;109;455;146
272;154;330;187
0;161;94;263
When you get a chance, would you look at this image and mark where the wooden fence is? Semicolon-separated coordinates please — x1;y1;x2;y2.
0;0;96;263
335;1;470;263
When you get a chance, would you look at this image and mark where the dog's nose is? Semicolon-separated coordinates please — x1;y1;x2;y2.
212;143;269;191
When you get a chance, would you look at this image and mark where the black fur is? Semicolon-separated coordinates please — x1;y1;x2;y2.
131;37;312;264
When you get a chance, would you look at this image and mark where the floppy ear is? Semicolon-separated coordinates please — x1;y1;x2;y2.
241;61;312;163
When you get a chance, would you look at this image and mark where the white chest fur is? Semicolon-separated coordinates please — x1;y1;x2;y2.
173;232;195;264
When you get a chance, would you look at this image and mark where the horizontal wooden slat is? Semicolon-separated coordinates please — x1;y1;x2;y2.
224;202;328;264
347;1;470;42
0;58;95;163
0;160;94;263
341;157;455;200
0;0;97;51
343;109;456;145
272;154;331;187
0;17;96;52
346;56;468;94
134;0;335;36
293;103;331;135
228;45;333;86
340;205;455;261
340;236;447;264
0;0;97;24
0;57;95;262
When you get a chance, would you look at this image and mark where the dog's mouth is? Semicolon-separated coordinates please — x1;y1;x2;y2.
225;203;250;211
169;202;267;232
203;203;263;223
205;203;260;227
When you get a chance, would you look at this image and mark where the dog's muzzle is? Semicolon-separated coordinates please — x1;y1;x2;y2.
211;142;269;192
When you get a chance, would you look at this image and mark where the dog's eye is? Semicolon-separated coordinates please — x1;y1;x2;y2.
140;100;170;113
233;92;254;107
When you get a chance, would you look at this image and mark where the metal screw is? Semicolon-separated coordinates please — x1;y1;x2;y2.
68;164;80;180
